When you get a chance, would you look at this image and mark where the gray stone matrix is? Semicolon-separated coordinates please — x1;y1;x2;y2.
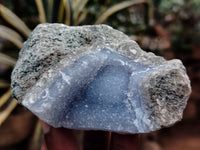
11;24;191;133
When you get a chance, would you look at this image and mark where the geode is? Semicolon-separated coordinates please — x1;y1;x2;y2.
11;24;191;133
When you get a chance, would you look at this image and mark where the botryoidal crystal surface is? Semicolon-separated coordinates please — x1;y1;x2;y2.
11;24;191;133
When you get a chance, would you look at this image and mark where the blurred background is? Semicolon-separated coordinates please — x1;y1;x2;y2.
0;0;199;150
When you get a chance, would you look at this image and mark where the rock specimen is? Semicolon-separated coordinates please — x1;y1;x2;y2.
11;24;191;133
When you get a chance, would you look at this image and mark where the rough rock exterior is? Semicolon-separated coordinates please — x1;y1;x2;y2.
11;24;191;133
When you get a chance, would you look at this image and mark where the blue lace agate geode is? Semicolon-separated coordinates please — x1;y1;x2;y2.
11;24;191;133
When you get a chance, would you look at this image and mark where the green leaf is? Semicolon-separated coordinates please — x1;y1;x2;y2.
75;9;89;25
72;0;81;10
0;89;18;126
95;0;148;24
0;4;31;37
35;0;47;23
73;0;89;22
62;0;71;25
58;0;65;23
0;98;18;126
0;25;23;49
0;52;16;67
0;88;11;108
47;0;53;22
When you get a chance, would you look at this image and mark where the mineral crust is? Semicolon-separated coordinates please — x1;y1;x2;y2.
11;24;191;133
